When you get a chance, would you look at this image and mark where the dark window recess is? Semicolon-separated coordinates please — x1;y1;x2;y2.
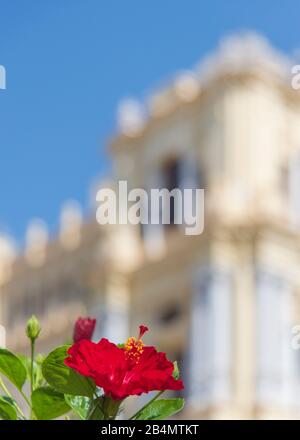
163;158;180;227
159;304;181;324
280;163;289;195
196;167;204;190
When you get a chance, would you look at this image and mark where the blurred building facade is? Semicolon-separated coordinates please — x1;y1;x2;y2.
1;33;300;419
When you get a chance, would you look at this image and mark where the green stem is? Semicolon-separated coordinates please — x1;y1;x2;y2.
0;376;26;419
129;390;164;420
29;338;37;419
102;397;122;420
20;390;31;408
30;339;35;394
0;376;11;398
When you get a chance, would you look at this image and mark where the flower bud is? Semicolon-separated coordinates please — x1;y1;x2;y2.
26;315;41;341
73;317;96;343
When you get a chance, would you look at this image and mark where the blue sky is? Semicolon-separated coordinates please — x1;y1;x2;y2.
0;0;299;243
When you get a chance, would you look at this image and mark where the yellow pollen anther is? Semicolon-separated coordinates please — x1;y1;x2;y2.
125;337;144;361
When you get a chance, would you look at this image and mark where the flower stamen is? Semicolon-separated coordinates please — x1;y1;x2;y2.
125;325;148;362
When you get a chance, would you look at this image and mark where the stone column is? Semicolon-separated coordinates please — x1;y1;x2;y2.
188;266;232;409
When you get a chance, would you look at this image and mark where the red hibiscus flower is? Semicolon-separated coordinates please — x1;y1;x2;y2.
73;317;96;343
65;325;184;400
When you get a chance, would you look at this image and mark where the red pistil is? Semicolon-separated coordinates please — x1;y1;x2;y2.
138;325;149;339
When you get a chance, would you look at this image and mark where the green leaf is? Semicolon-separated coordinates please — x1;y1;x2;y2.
173;361;180;380
64;395;90;420
86;397;105;420
0;349;27;391
31;386;70;420
17;354;31;380
18;354;45;389
135;398;184;420
42;345;95;397
0;396;17;420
